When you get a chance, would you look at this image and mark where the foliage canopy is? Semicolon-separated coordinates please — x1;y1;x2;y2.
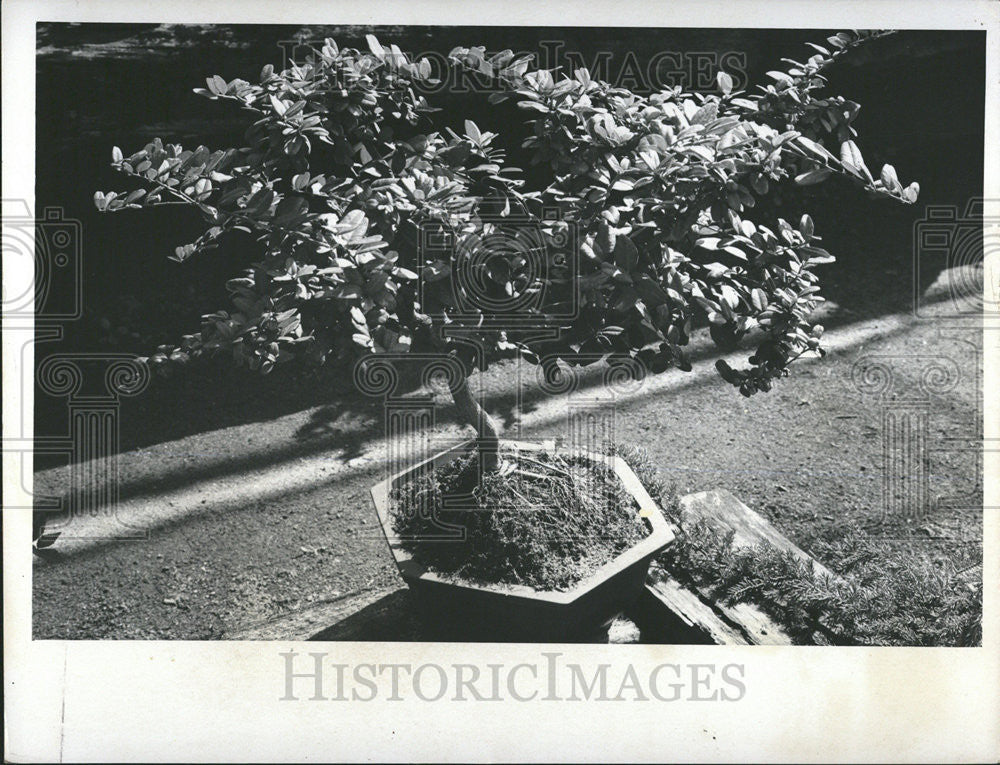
96;29;917;396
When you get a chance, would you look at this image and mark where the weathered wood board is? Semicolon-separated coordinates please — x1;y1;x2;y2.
628;576;748;645
637;488;841;645
679;489;836;579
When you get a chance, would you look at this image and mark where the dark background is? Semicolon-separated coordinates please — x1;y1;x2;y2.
33;25;985;466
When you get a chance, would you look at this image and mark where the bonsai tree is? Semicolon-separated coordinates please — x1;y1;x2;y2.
95;30;918;471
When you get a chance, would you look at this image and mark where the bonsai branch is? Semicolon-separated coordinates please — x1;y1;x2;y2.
449;372;500;472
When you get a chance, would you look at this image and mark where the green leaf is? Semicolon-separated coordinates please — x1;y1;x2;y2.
716;71;734;95
798;214;814;240
173;243;196;262
719;284;740;310
880;164;902;193
464;119;482;144
205;75;228;95
579;242;601;263
840;140;872;181
716;359;742;384
703;262;729;278
274;195;307;223
269;94;288;116
597;221;616;256
690;102;719;126
613;235;639;272
795;135;834;162
801;246;835;265
366;34;385;59
517;100;550;113
333;285;362;299
633;275;671;307
794;168;832;186
352;333;374;348
684;144;715;162
284;100;306;118
422;262;451;282
902;182;920;203
244;187;274;215
751;174;769;195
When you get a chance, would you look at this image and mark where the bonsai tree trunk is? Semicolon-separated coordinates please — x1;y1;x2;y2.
449;369;500;472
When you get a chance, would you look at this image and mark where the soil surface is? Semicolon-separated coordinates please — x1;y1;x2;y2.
390;447;649;591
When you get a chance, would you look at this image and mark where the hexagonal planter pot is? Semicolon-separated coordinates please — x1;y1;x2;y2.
370;439;676;642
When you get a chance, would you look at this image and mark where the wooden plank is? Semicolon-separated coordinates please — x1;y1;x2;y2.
636;488;839;645
680;489;836;579
674;490;796;644
683;488;852;643
713;602;791;645
629;580;749;645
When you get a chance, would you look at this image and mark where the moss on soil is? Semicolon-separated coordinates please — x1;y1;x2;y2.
390;446;649;591
610;443;982;647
